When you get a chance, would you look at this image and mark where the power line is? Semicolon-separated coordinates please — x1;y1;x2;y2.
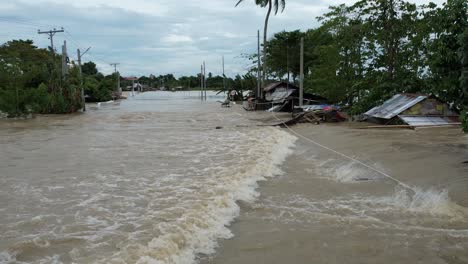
270;112;416;194
64;31;83;50
0;17;59;29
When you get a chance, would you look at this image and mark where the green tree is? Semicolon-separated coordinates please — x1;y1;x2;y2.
236;0;285;91
82;61;98;76
84;73;116;102
0;40;58;116
265;30;303;81
425;0;467;110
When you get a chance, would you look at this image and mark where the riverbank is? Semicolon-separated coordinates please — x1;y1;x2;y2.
203;117;468;263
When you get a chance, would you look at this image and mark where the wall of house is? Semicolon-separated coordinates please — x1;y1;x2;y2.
402;99;457;116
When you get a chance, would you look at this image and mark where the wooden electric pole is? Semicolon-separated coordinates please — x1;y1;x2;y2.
77;47;91;112
110;63;121;94
222;55;226;92
38;27;64;54
257;30;261;99
299;37;304;107
203;61;207;101
61;40;68;78
200;64;203;100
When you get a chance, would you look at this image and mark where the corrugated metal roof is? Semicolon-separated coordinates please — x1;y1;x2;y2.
266;89;295;102
399;115;460;127
365;94;427;119
264;82;298;92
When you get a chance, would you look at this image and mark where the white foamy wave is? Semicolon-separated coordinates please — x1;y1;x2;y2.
110;127;298;264
388;188;468;218
0;251;17;264
256;187;468;233
324;161;385;183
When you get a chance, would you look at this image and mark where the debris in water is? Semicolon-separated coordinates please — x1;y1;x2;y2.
354;177;370;181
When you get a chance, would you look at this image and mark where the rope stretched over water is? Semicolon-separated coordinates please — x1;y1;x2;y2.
270;112;416;194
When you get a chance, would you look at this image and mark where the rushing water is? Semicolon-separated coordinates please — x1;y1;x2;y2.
0;92;297;264
2;92;468;264
203;123;468;264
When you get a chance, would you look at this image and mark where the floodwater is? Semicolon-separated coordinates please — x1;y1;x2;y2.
204;123;468;264
0;92;296;264
1;91;468;264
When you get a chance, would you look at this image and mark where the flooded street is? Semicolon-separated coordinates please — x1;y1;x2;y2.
0;92;296;263
1;92;468;264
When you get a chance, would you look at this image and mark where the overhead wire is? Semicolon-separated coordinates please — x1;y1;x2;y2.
0;17;60;29
269;111;417;194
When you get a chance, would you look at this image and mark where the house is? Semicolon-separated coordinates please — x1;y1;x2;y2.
364;93;460;126
264;82;297;102
262;82;327;111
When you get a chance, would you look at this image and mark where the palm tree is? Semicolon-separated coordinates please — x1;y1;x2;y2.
236;0;285;98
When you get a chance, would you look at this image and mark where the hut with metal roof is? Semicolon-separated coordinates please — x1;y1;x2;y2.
364;93;459;127
263;82;327;111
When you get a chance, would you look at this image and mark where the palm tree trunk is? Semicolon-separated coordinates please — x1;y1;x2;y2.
261;0;272;100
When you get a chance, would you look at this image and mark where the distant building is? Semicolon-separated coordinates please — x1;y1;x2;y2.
123;77;138;81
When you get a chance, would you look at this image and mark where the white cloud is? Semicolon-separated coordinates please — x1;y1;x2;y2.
0;0;448;77
162;34;194;43
222;32;240;39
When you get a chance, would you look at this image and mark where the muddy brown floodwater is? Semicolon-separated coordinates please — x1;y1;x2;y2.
1;92;467;264
203;122;468;264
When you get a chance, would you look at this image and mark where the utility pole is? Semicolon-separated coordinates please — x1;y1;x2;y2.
203;61;207;101
222;55;226;93
200;64;203;100
38;27;64;54
299;37;304;107
77;47;91;112
257;30;262;99
110;63;121;94
61;40;68;78
286;44;289;89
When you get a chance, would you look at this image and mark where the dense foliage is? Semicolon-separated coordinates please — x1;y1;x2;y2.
0;40;118;117
0;40;80;116
81;62;117;102
261;0;467;120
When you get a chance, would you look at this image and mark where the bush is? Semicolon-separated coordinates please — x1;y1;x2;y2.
0;84;49;117
0;89;18;117
84;75;114;102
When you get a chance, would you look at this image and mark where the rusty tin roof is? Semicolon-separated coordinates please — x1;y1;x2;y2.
365;94;428;119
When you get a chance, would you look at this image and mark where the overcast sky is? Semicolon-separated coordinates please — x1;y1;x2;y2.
0;0;445;77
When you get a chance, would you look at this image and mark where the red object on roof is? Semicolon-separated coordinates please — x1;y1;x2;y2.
123;77;138;81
